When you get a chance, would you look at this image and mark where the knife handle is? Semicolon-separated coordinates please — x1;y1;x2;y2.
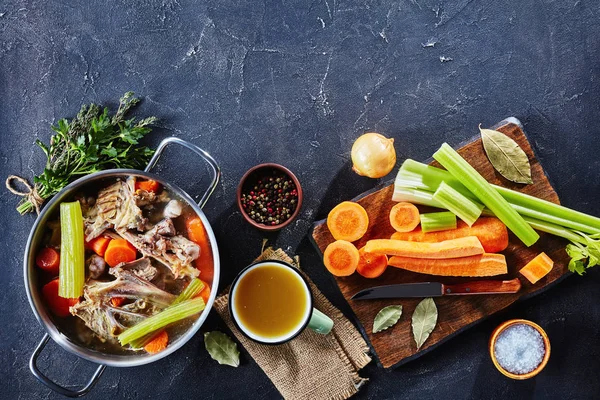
442;278;522;295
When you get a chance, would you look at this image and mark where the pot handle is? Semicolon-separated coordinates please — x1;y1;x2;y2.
30;334;106;398
144;137;221;209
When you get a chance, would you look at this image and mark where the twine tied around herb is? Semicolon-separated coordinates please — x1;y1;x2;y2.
5;175;44;215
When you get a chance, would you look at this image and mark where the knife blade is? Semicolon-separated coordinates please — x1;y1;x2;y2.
351;278;521;300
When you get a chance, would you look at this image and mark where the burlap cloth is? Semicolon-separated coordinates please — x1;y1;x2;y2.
213;247;371;400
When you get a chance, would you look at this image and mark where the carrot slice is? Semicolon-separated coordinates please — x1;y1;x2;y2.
389;202;420;232
323;240;360;276
185;217;214;285
364;236;484;259
388;253;507;277
144;330;169;354
135;179;161;193
36;248;60;275
356;247;388;278
85;236;111;257
104;239;137;268
520;252;554;284
327;201;369;242
42;279;78;317
390;217;508;253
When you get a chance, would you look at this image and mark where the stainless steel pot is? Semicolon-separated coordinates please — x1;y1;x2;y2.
24;137;221;397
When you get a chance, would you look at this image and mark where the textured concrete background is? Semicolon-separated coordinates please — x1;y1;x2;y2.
1;0;600;398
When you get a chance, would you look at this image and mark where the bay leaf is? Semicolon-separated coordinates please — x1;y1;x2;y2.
204;331;240;367
480;125;533;184
373;305;402;333
411;298;438;350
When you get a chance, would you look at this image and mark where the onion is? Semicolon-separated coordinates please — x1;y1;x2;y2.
351;133;396;178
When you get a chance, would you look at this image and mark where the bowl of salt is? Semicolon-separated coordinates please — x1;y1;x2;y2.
489;319;551;380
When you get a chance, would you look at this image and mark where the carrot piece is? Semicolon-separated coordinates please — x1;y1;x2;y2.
42;279;78;317
389;253;507;277
356;247;388;278
36;248;60;275
389;202;420;232
327;201;369;242
197;281;211;304
185;217;214;284
104;239;137;268
135;179;161;193
144;330;169;354
323;240;360;276
390;217;509;253
111;297;126;307
520;252;554;284
364;236;484;259
85;236;111;257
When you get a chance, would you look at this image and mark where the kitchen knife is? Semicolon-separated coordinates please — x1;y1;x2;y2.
351;278;521;300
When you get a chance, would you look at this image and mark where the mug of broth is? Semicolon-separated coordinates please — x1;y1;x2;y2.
229;260;333;344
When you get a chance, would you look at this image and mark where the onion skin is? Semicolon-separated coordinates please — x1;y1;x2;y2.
351;133;396;178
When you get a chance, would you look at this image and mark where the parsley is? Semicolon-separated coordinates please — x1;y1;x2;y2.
12;92;156;215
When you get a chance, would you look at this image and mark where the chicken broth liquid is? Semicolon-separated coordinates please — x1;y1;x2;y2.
233;264;309;339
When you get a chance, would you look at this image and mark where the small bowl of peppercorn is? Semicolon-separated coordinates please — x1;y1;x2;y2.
237;163;303;231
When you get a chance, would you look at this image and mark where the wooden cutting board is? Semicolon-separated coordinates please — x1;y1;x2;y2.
310;118;570;369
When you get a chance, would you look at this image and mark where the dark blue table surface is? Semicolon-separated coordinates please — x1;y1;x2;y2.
1;1;599;399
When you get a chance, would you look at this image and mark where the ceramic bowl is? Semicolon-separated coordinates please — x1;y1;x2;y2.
489;319;551;380
237;163;303;231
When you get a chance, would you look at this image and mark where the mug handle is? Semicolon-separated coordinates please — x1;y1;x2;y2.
30;334;106;398
144;137;221;209
308;309;334;334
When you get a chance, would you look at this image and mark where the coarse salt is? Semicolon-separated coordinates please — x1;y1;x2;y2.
494;323;545;375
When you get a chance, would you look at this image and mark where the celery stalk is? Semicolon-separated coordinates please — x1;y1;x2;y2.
432;182;484;226
420;212;457;233
495;186;600;233
58;201;85;298
129;279;205;349
119;298;205;345
172;278;204;306
521;216;587;244
398;159;600;233
433;143;540;246
391;187;443;208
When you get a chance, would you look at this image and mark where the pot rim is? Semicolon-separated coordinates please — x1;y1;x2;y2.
24;168;220;367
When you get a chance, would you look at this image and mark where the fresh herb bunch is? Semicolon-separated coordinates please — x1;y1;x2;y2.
566;232;600;275
14;92;156;214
